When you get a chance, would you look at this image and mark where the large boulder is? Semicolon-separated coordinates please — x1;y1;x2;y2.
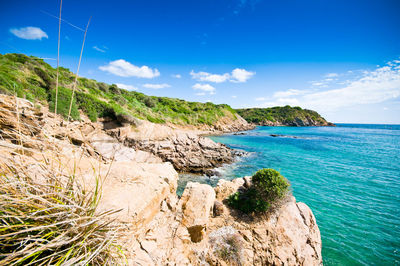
179;182;216;242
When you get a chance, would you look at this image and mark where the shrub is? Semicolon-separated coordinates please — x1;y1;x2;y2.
143;97;156;108
227;169;289;213
75;92;116;122
49;87;80;120
33;67;53;89
252;168;290;202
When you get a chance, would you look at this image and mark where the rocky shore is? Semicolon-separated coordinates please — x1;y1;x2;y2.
0;95;323;265
105;114;253;174
256;119;334;127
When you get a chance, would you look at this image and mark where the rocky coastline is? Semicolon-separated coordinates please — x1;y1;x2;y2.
0;94;323;265
255;119;335;127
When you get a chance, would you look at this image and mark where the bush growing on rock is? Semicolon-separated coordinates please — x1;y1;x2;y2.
227;168;290;213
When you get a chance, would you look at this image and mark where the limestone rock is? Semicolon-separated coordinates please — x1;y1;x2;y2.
180;182;216;242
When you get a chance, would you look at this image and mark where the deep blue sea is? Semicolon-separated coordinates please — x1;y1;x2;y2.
178;124;400;265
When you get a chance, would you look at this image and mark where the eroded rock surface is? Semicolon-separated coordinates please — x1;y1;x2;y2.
109;121;245;173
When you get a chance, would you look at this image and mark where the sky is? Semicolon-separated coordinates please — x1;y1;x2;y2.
1;0;400;124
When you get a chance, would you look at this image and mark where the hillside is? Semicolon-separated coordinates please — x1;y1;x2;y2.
236;106;334;126
0;53;240;127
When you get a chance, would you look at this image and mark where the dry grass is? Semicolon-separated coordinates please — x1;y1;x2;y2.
0;156;122;265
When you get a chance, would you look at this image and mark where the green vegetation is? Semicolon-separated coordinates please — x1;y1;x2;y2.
236;106;330;126
0;53;237;125
0;159;121;265
228;169;290;213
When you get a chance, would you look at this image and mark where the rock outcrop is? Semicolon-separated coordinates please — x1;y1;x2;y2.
108;120;246;173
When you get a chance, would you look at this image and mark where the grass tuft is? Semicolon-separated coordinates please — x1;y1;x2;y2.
0;158;121;265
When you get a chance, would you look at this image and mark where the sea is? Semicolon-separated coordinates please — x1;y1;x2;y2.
178;124;400;265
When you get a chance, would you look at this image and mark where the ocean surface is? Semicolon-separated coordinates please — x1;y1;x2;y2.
178;124;400;265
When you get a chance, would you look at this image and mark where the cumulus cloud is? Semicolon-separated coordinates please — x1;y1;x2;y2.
93;46;105;53
260;59;400;112
230;68;255;83
192;83;216;95
116;83;138;91
190;68;255;83
190;70;230;83
142;83;171;89
196;92;206;96
99;59;160;78
10;27;48;40
171;74;181;78
255;97;266;101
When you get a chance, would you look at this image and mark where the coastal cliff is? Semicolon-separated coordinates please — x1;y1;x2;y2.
0;94;322;265
237;106;334;127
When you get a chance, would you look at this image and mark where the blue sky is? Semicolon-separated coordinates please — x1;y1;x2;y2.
1;0;400;123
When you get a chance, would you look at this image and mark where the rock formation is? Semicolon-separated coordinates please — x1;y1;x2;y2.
0;95;323;265
107;119;247;173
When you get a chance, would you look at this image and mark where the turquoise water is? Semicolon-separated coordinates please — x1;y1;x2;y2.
179;124;400;265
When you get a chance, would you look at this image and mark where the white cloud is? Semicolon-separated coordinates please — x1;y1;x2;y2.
171;74;181;78
10;27;48;40
142;83;171;89
231;95;237;98
311;81;327;87
190;68;255;83
260;59;400;112
190;70;230;83
230;68;255;83
192;83;216;95
93;46;105;53
116;83;138;91
196;92;206;96
99;59;160;78
325;73;338;78
255;97;266;101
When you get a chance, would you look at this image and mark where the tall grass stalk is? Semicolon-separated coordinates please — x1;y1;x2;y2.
0;156;121;265
54;0;63;115
67;17;91;121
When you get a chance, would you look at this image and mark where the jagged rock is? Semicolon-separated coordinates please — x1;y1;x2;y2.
180;182;216;242
115;124;238;173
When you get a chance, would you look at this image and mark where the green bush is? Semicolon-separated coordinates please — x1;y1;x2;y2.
75;92;116;122
49;87;80;120
252;168;290;202
227;169;289;213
